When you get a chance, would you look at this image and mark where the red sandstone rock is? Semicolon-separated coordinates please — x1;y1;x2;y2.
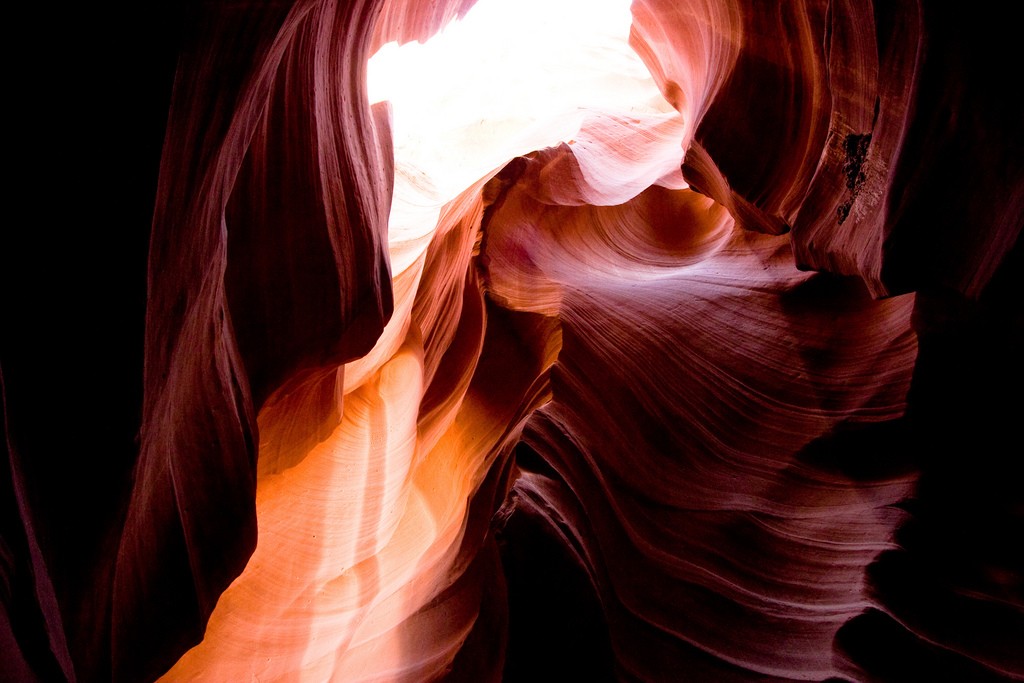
2;1;1020;681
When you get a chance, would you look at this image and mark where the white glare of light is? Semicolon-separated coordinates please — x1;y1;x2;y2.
367;0;676;265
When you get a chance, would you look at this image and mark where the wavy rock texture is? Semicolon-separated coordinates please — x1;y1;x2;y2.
2;0;1021;682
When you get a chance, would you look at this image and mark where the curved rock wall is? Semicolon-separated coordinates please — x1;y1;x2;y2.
2;0;1020;681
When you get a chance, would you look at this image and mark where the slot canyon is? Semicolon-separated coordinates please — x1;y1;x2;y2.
2;0;1021;681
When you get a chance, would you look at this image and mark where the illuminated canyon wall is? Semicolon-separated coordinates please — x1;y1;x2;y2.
2;0;1021;681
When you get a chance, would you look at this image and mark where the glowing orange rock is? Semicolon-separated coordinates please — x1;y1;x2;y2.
2;1;1020;682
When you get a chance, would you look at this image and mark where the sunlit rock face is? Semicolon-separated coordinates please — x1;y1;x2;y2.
2;1;1021;682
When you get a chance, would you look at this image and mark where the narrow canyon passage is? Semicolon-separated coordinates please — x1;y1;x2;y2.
2;1;1021;682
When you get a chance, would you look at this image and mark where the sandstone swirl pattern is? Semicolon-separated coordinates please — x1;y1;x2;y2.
1;1;1020;681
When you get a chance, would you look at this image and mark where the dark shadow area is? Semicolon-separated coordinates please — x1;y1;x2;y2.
3;3;186;680
496;443;616;683
838;238;1023;681
837;608;1012;683
793;418;916;483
